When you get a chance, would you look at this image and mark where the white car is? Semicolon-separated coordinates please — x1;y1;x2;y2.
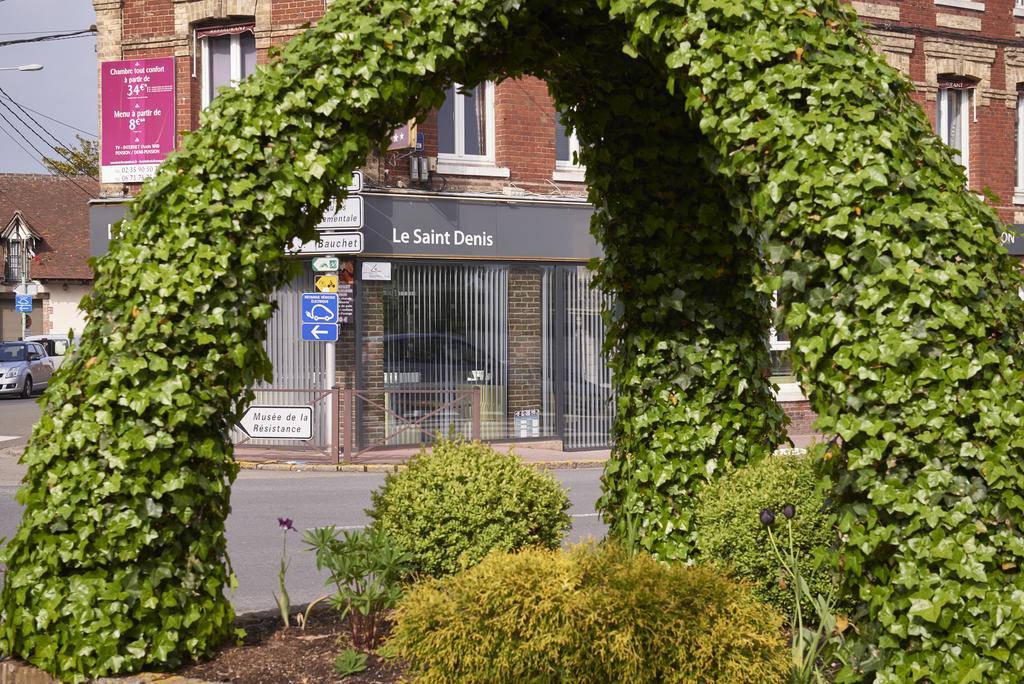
0;341;56;398
24;334;73;370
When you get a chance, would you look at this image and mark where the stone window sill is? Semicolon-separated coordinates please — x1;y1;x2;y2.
435;159;510;178
552;167;586;183
934;0;986;11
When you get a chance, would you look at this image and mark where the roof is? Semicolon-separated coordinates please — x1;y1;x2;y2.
0;174;98;281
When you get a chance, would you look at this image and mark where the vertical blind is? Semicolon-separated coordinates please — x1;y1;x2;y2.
381;263;508;444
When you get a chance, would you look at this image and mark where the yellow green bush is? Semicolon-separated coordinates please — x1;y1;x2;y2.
386;543;790;683
367;438;571;577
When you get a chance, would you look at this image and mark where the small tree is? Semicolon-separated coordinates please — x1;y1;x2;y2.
41;134;98;177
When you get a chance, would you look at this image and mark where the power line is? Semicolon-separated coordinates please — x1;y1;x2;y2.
0;106;95;198
0;28;95;49
0;85;97;181
0;29;88;37
0;114;47;172
0;99;95;138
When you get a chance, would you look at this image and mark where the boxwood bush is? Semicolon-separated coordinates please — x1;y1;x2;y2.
367;438;571;577
695;453;836;617
386;543;790;683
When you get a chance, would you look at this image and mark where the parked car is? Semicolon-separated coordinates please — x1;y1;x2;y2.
24;334;74;370
0;341;55;398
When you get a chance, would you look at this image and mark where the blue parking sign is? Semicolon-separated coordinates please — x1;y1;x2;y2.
14;294;31;313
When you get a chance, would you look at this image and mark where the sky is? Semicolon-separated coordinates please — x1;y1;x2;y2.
0;0;97;174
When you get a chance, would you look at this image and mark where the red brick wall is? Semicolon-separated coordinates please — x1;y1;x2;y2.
122;0;174;39
271;0;324;26
107;0;1022;215
507;267;544;419
782;400;820;439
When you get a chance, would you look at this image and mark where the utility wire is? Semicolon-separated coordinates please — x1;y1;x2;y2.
0;114;47;173
0;106;95;198
0;98;86;179
0;85;97;181
0;28;95;48
0;98;95;137
0;29;87;36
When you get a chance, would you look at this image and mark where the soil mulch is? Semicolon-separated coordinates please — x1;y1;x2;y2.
176;606;405;684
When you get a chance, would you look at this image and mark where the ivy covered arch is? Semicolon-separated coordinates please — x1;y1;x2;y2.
4;0;1024;680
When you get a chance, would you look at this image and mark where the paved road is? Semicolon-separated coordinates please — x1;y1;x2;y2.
0;396;42;449
0;467;606;614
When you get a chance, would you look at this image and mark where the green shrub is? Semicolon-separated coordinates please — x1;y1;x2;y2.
385;543;790;683
367;438;571;577
304;526;415;649
695;454;835;617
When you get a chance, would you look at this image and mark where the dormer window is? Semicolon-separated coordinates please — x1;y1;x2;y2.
2;211;39;284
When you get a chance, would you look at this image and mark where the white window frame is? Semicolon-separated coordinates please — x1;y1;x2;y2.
769;293;804;402
436;82;508;178
1016;0;1024;18
937;85;972;179
554;125;585;183
200;31;253;109
1016;91;1024;204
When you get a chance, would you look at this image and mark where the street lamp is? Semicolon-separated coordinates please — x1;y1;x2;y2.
0;64;43;72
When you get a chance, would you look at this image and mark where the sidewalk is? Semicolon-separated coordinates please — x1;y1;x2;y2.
234;440;610;473
1;436;819;486
0;442;611;487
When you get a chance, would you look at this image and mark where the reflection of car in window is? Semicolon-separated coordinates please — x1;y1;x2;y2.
380;333;496;385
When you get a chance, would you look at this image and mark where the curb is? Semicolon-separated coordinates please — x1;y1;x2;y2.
0;660;213;684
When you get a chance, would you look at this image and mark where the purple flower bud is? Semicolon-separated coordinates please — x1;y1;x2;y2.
277;517;296;532
782;504;796;520
759;508;775;526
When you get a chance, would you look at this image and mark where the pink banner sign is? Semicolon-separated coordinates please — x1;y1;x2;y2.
100;57;176;183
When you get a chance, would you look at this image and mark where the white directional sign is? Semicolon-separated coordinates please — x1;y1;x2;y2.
288;233;363;255
344;171;363;193
317;196;363;231
312;256;340;272
237;405;313;440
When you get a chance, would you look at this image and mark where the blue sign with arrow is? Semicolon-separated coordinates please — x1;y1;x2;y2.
300;293;338;342
14;294;32;313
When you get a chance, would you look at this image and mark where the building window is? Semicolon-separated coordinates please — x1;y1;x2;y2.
936;82;972;176
554;114;585;183
1016;86;1024;204
436;82;507;177
769;293;803;401
199;27;256;108
4;239;23;283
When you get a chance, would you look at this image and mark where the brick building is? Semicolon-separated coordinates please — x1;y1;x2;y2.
90;0;1024;452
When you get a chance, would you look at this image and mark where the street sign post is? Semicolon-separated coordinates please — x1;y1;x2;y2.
301;292;338;342
236;405;313;440
14;294;32;313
